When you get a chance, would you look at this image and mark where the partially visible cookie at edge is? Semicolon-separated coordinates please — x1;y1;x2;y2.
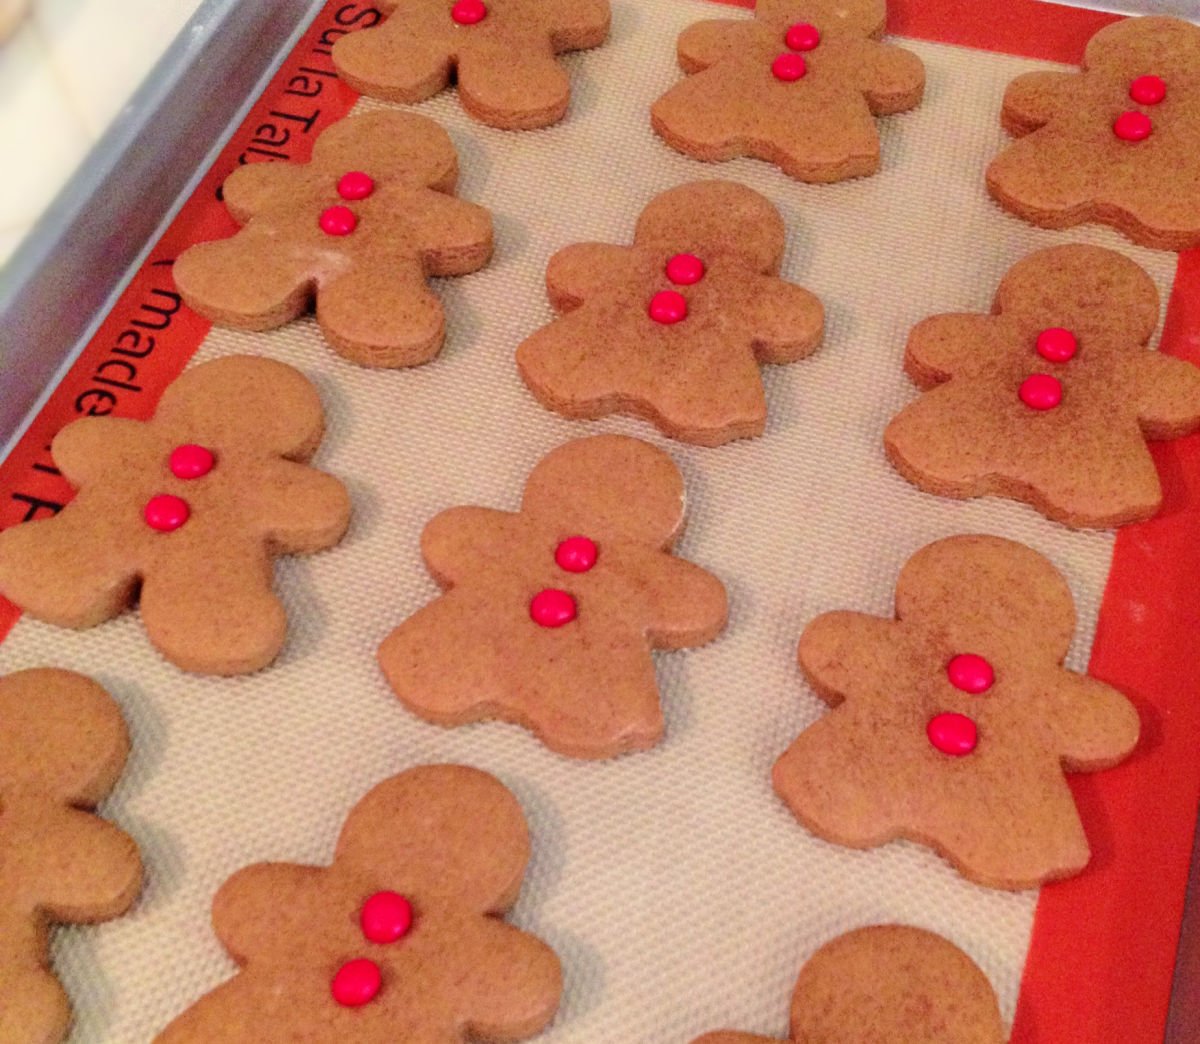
0;668;143;1044
691;925;1005;1044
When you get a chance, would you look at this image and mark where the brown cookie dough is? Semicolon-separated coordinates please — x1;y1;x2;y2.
0;356;351;675
378;435;728;759
173;110;493;367
155;764;561;1043
692;925;1005;1044
651;0;924;182
773;535;1140;890
883;244;1200;529
986;16;1200;250
0;668;143;1044
516;180;824;446
332;0;611;130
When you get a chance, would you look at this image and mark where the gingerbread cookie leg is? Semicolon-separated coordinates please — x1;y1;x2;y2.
457;40;572;129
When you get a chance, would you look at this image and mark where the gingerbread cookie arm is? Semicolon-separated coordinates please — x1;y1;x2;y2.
139;541;286;674
1038;669;1139;771
747;275;824;364
1127;351;1200;439
846;39;925;115
675;20;758;73
439;915;562;1041
797;611;898;707
903;314;997;386
173;227;316;332
252;460;351;555
210;862;328;963
50;415;150;485
331;14;454;105
998;70;1079;137
457;38;573;129
540;0;611;49
420;507;521;589
13;810;142;922
620;547;728;649
543;242;640;312
411;192;494;277
220;160;307;224
0;504;138;629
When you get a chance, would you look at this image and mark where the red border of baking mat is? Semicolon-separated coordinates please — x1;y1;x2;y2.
2;2;1198;1040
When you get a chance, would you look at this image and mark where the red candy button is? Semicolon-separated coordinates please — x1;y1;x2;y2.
946;654;994;695
331;958;382;1008
451;0;487;24
1113;111;1152;142
319;205;357;236
1035;327;1077;364
1019;373;1063;411
927;713;978;757
665;253;705;286
144;494;189;532
772;53;807;82
1129;75;1166;105
555;536;598;573
169;444;215;480
648;290;688;325
337;171;375;201
360;891;413;945
530;589;577;628
785;23;820;51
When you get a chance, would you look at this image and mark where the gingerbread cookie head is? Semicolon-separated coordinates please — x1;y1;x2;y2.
0;668;142;1044
884;244;1200;528
692;925;1005;1044
987;16;1200;250
773;535;1140;889
516;181;824;446
650;0;924;182
155;764;561;1043
378;435;729;759
173;110;493;367
0;356;352;675
332;0;611;129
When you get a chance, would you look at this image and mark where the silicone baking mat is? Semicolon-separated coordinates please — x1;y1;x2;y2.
1;1;1198;1040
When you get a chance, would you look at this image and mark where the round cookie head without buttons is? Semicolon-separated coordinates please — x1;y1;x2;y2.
691;925;1005;1044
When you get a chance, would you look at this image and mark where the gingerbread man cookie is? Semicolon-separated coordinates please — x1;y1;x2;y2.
516;181;824;446
987;16;1200;251
0;356;351;675
173;110;493;367
772;535;1139;890
332;0;611;130
883;244;1200;529
378;435;728;759
155;764;561;1043
651;0;924;182
0;668;143;1044
693;925;1004;1044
